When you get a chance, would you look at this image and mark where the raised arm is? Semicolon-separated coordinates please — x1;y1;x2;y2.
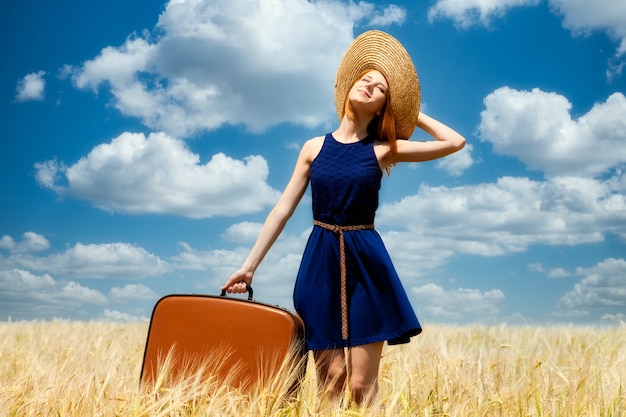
220;137;322;293
388;112;466;165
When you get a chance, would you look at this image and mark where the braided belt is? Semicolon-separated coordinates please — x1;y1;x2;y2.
313;220;375;340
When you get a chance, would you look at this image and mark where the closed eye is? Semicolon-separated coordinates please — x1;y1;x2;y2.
361;76;386;93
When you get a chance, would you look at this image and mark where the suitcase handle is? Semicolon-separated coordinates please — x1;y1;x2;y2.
220;284;254;301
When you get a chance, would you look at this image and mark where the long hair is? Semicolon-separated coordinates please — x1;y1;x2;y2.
343;70;397;155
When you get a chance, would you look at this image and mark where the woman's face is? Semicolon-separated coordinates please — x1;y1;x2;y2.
348;70;388;116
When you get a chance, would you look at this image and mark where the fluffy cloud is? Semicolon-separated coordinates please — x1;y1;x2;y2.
69;0;406;137
0;236;165;319
102;309;149;322
527;263;572;278
428;0;540;28
550;0;626;42
559;258;626;309
479;88;626;178
109;284;158;302
14;71;46;102
429;0;626;78
368;4;406;26
412;283;505;321
35;131;282;218
436;143;474;177
0;269;107;320
1;239;171;279
220;221;263;244
171;242;246;272
549;0;626;78
378;174;626;258
0;232;49;253
172;227;310;304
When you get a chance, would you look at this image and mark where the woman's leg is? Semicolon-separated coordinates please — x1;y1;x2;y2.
346;342;384;404
313;341;384;404
313;348;347;398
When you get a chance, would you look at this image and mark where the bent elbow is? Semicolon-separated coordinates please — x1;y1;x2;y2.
455;135;466;151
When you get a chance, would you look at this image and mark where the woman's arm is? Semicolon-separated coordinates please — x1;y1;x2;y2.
388;112;466;165
221;137;322;293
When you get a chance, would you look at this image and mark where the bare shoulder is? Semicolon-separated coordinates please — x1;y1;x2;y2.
300;135;325;162
303;135;325;149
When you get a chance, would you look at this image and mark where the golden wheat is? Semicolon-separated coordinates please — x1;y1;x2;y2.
0;320;624;416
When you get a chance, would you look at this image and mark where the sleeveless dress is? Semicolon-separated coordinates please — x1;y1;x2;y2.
293;133;422;350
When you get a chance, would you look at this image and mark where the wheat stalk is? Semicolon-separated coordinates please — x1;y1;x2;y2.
1;321;624;416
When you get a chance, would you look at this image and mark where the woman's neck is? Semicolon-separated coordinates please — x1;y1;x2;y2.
333;115;372;143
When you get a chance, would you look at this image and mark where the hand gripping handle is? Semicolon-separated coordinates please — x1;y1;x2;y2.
220;284;254;301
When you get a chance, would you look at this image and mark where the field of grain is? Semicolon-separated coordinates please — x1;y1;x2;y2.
0;320;624;416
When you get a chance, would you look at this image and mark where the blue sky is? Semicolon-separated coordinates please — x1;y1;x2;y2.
2;0;625;326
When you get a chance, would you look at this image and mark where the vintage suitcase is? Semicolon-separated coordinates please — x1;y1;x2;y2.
140;287;306;390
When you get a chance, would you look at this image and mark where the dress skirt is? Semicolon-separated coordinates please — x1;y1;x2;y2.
293;225;422;350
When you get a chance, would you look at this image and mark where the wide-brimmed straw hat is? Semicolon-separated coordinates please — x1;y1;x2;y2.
334;30;420;139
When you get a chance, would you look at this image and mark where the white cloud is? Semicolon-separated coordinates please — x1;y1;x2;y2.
559;258;626;309
109;284;158;301
379;231;456;282
172;228;309;305
428;0;626;78
368;4;406;26
102;309;149;322
479;88;626;178
69;0;406;137
19;232;50;253
436;142;474;176
34;159;67;193
0;237;167;319
428;0;540;28
600;313;625;324
0;236;15;251
547;268;571;278
0;232;50;253
378;174;626;257
73;37;155;92
549;0;626;80
527;263;543;273
220;222;263;244
3;241;171;279
14;71;46;102
412;283;505;321
0;269;107;319
549;0;626;40
171;243;245;272
35;131;282;218
527;262;571;278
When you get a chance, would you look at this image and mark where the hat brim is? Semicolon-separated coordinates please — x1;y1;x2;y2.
334;30;420;139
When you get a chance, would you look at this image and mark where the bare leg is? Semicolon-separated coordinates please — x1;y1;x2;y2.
313;342;384;405
313;348;347;399
346;342;384;405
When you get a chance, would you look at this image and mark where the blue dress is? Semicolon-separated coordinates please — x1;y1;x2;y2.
293;133;422;350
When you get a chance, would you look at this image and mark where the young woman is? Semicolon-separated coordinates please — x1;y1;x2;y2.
222;30;465;404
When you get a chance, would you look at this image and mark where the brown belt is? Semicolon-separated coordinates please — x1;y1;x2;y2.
313;220;375;340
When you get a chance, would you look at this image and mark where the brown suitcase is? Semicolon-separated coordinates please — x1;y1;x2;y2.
140;288;306;390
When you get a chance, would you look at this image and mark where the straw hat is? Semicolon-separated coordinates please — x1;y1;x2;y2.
334;30;420;139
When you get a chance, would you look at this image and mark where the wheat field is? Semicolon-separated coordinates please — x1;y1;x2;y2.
0;320;624;417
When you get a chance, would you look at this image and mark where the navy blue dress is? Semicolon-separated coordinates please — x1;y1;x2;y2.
293;133;422;350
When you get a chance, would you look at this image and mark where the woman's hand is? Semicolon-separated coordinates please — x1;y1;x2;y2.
221;269;253;294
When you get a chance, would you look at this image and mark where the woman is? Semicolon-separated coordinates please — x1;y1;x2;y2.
222;30;465;404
